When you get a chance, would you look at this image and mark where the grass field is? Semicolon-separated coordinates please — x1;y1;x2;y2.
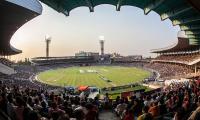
37;66;151;88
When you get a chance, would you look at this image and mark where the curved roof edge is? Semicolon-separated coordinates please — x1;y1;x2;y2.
0;0;43;56
10;45;22;54
40;0;200;45
6;0;43;14
151;37;200;53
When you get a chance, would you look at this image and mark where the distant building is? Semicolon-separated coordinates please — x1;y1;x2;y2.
75;51;99;61
112;55;143;63
75;51;99;57
127;55;143;60
111;53;121;58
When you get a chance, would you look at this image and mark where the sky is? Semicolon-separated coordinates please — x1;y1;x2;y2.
10;3;182;61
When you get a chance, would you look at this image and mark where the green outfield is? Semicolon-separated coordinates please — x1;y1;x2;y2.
37;66;151;88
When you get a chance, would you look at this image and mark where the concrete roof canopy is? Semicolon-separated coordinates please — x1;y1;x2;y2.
39;0;200;52
1;0;200;55
0;0;42;55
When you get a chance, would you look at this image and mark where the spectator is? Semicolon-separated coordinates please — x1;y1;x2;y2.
137;106;152;120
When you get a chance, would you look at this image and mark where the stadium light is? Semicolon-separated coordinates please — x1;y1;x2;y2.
45;35;51;58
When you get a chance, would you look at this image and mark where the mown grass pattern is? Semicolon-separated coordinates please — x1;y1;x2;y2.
38;66;151;88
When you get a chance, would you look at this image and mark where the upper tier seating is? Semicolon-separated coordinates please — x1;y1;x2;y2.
153;53;200;65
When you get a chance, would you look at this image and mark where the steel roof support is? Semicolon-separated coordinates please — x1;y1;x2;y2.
116;0;124;11
85;0;94;12
57;0;69;16
161;7;192;21
144;0;165;15
188;36;200;39
63;10;69;16
187;34;200;38
180;25;200;30
185;31;200;35
172;17;200;26
189;38;200;45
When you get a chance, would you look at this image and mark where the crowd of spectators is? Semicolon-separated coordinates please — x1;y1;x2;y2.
1;71;200;120
154;54;200;63
113;80;200;120
145;63;193;79
0;60;199;120
0;79;101;120
0;63;101;120
0;63;103;120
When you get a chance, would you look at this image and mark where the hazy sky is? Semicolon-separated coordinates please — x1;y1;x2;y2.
10;3;181;61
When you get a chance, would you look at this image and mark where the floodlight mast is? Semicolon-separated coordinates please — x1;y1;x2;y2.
45;35;51;58
99;36;105;56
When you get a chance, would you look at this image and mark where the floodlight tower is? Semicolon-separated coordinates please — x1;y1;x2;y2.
99;36;105;56
45;35;51;58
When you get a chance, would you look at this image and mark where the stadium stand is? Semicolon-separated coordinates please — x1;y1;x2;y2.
150;37;200;79
31;56;98;66
152;37;200;65
145;63;193;79
0;67;200;120
0;58;14;67
154;54;200;64
0;63;15;75
0;58;15;75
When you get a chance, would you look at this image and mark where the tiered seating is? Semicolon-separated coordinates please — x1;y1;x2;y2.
0;65;199;120
0;62;15;75
145;63;193;78
154;54;200;64
0;58;13;67
0;58;15;75
149;37;200;80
